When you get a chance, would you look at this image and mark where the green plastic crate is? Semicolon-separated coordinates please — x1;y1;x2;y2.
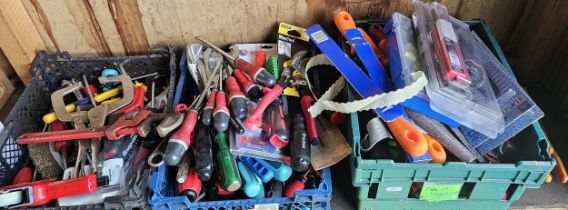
345;20;555;210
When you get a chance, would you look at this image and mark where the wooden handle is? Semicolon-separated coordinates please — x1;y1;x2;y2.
386;117;428;157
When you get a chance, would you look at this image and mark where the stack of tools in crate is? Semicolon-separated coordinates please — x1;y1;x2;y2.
300;1;551;209
146;32;344;209
3;55;172;209
304;1;544;165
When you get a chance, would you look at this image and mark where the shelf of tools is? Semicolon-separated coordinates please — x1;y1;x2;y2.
301;1;554;210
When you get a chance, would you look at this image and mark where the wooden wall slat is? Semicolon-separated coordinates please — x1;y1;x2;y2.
0;0;46;85
108;0;149;55
26;0;98;56
0;0;564;89
87;0;126;56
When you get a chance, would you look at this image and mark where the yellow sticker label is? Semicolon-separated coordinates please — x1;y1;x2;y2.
278;23;309;42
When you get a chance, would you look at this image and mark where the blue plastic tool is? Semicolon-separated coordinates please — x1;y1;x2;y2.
237;161;261;198
238;156;275;183
262;159;293;182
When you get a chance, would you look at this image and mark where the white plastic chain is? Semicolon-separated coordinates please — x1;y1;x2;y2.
304;54;428;117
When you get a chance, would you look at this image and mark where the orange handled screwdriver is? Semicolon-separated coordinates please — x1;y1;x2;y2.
334;11;388;66
213;72;230;133
196;36;276;88
226;77;247;119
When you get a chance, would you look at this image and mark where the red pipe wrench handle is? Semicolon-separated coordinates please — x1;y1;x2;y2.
115;85;146;114
243;85;283;130
300;95;319;145
105;110;152;140
0;174;97;207
17;127;107;144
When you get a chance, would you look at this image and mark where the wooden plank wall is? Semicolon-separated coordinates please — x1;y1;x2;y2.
0;0;565;101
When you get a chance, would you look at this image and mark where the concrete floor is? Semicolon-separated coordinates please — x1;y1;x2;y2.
2;83;567;210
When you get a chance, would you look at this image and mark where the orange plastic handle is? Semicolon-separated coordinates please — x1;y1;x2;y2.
386;117;428;157
425;134;446;163
334;11;356;36
334;11;387;65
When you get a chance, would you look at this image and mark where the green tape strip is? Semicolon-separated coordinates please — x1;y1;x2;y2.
419;182;463;202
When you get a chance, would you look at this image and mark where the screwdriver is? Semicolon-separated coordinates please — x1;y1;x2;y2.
284;170;310;198
237;161;261;198
178;168;202;202
214;131;242;191
194;124;213;181
201;90;217;126
268;103;289;148
196;36;276;88
290;113;311;172
234;69;261;99
299;91;320;145
165;68;220;166
213;72;230;133
225;77;247;119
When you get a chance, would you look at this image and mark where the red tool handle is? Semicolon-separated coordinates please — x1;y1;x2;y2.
234;69;260;98
105;110;152;140
18;127;107;144
0;174;98;207
81;84;99;96
51;120;73;152
226;77;242;93
178;169;202;202
234;58;275;87
12;166;33;184
300;95;319;145
284;179;305;198
202;90;217;126
205;90;217;110
329;112;346;126
165;110;199;166
213;91;230;133
226;77;247;119
243;85;283;130
214;181;235;196
255;51;267;68
115;85;145;114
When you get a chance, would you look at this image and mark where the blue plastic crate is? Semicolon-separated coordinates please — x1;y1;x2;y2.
148;165;332;210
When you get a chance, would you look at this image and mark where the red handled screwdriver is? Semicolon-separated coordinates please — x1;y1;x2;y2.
196;36;276;88
201;90;217;126
255;50;267;68
178;168;202;202
234;69;261;99
299;91;320;145
225;77;247;119
268;103;289;148
165;70;220;166
213;72;230;133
